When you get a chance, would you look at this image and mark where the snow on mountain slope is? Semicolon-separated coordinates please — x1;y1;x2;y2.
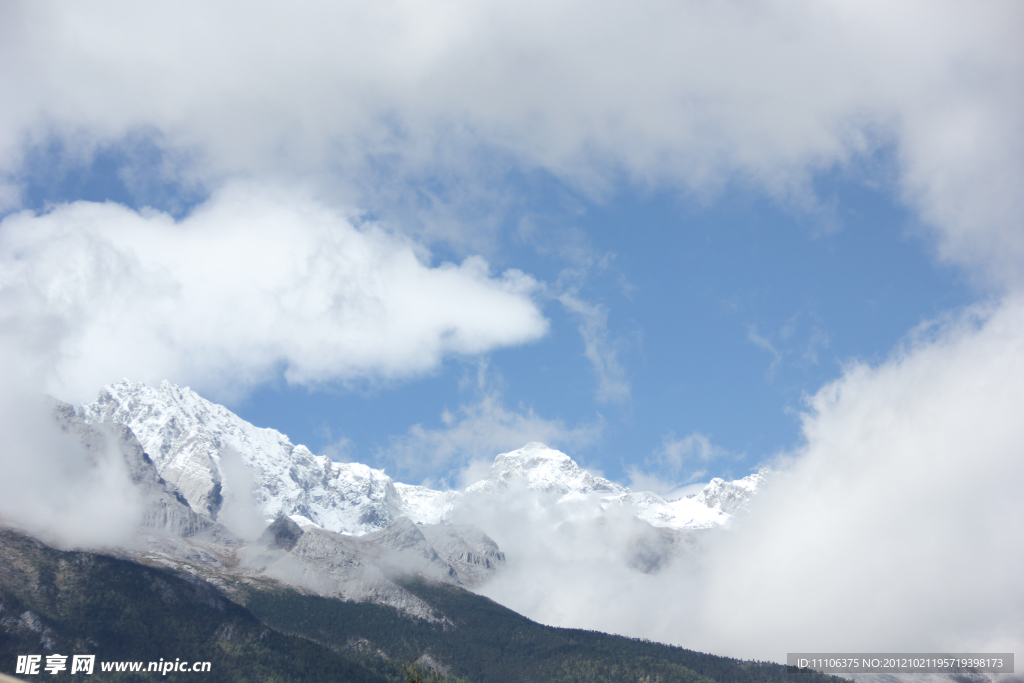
78;381;765;538
79;380;404;535
628;471;767;530
42;397;224;541
633;492;728;529
395;484;462;524
465;442;627;499
461;442;761;531
696;471;766;514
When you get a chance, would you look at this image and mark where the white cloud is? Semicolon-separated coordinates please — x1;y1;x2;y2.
802;326;830;365
1;1;1021;281
627;431;728;495
319;435;355;464
469;295;1024;661
0;183;548;403
214;444;267;541
0;395;144;548
381;378;603;479
468;490;683;626
558;292;630;403
695;295;1024;658
658;431;724;468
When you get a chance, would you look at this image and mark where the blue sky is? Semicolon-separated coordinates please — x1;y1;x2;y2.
230;166;974;488
11;137;975;488
0;1;1018;494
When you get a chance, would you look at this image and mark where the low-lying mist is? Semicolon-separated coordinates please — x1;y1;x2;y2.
455;297;1024;662
0;394;144;548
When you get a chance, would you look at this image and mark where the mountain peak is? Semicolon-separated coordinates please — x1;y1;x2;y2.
494;441;569;467
695;469;767;515
79;380;405;535
469;443;626;500
515;441;566;456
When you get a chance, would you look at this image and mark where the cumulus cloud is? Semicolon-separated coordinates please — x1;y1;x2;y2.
0;183;548;403
1;1;1021;279
471;296;1024;661
695;295;1024;659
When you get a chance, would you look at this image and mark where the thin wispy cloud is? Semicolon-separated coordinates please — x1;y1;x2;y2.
746;324;783;381
558;293;630;403
801;326;830;365
380;365;603;480
627;431;729;495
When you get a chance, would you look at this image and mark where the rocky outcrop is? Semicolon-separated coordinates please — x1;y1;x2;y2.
417;523;506;586
259;515;304;552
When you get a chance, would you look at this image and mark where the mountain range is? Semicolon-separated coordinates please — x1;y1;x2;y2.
1;522;855;683
1;380;772;682
3;381;1011;683
78;379;765;538
61;380;767;614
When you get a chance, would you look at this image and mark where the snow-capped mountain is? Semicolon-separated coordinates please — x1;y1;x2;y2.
48;397;219;540
458;442;760;531
466;442;627;499
79;380;404;535
696;471;766;514
79;380;765;538
20;397;504;619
